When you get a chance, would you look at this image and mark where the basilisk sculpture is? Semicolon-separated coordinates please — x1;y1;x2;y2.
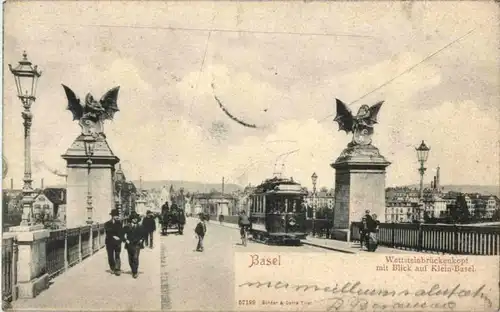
62;84;120;138
334;98;383;147
333;99;388;162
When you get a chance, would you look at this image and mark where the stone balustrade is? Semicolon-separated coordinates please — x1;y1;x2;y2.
2;224;106;306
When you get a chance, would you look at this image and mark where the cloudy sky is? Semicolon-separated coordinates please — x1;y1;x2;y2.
3;1;499;190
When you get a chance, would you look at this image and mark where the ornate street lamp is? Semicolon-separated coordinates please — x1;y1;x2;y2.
416;140;430;221
9;51;42;226
84;136;96;224
311;172;318;236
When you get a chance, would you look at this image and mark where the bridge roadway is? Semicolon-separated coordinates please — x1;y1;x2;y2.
11;218;321;311
160;218;322;311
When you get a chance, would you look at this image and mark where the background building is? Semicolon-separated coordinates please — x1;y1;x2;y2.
385;166;500;223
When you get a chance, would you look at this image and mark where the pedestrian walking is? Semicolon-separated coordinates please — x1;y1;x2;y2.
161;201;169;215
178;209;186;235
104;209;123;276
123;211;146;278
359;216;368;249
194;213;207;252
365;214;380;252
142;210;157;248
360;210;375;249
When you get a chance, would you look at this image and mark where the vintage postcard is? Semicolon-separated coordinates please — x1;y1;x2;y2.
1;1;499;312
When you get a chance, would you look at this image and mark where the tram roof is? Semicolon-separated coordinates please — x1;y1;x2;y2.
253;177;307;194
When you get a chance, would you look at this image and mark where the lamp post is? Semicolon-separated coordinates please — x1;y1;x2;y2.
416;140;430;222
311;172;318;236
84;136;96;224
116;182;123;218
128;183;133;213
9;51;42;226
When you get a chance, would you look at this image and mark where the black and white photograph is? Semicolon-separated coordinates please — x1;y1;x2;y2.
1;1;499;311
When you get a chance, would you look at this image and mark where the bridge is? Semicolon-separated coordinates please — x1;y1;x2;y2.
3;215;499;311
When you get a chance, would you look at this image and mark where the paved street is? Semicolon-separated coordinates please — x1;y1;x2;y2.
160;218;323;311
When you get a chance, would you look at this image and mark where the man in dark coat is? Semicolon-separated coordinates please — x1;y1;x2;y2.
177;209;186;235
365;210;378;232
104;209;123;276
171;202;179;211
123;211;146;278
142;210;156;248
161;202;169;215
194;213;207;252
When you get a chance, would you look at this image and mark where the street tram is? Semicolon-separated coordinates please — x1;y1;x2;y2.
248;177;308;245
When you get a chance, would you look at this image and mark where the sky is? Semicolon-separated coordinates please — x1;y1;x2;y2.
2;1;499;190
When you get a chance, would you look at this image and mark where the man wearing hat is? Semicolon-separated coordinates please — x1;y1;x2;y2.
360;210;376;249
123;211;146;278
142;210;157;248
104;209;123;276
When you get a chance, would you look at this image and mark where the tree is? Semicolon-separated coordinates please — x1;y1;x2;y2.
473;201;487;220
423;211;431;223
320;187;328;193
453;193;470;223
492;208;500;221
2;192;8;219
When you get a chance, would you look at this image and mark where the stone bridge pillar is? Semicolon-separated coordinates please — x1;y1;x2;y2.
217;199;229;216
10;230;50;298
331;144;390;242
62;134;119;229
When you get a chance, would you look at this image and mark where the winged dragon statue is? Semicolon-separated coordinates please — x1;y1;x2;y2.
333;99;383;146
62;84;120;137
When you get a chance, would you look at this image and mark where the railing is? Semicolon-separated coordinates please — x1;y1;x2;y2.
305;219;332;237
1;223;107;305
2;236;17;305
46;224;106;277
350;222;500;255
45;229;66;278
210;215;239;224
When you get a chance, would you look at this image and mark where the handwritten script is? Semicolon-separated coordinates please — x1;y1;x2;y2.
238;280;493;310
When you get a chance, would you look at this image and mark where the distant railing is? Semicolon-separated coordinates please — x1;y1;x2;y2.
2;236;17;305
305;219;332;237
350;222;500;255
210;215;239;224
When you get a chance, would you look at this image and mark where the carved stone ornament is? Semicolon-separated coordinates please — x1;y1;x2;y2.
353;126;374;146
79;117;103;138
335;143;388;164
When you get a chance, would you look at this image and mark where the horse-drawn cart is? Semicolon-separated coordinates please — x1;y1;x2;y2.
160;207;186;235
